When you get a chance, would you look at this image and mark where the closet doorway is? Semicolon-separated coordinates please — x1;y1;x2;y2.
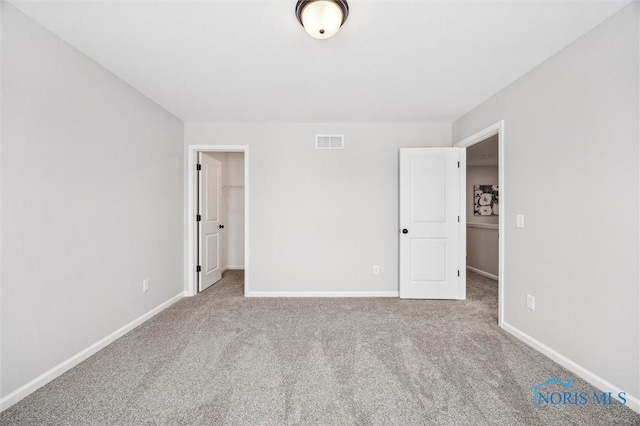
186;146;249;296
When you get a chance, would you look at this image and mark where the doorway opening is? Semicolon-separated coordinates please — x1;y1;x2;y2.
186;145;249;297
455;121;504;327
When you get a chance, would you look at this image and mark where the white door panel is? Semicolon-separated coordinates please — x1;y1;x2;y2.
410;156;446;223
411;239;446;281
198;153;222;292
400;148;463;299
205;234;220;273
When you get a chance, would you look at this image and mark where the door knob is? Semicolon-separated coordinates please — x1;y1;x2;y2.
219;224;224;229
402;229;408;234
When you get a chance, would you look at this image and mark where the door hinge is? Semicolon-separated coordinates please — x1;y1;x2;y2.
458;270;460;277
196;265;201;273
196;214;201;222
196;164;202;171
458;216;460;222
458;161;460;168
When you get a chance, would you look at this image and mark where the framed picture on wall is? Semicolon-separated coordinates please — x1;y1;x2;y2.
474;185;499;216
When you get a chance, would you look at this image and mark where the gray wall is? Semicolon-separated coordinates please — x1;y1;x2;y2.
466;226;498;277
185;123;450;294
1;4;184;397
453;2;639;399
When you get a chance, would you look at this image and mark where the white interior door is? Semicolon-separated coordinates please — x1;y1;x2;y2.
198;153;223;292
399;148;463;299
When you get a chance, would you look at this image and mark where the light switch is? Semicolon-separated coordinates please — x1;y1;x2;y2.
527;295;535;311
516;214;525;228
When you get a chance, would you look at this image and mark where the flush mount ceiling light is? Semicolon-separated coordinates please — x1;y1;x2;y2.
295;0;349;39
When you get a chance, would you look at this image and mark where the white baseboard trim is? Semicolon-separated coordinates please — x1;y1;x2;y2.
0;292;184;413
223;265;244;271
466;266;498;281
246;291;399;298
502;321;639;414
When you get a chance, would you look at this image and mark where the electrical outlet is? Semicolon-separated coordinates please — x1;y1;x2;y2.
143;279;150;293
373;265;380;275
516;214;525;228
527;294;535;311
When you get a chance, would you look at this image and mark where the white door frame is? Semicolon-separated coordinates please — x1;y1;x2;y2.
185;145;249;297
454;120;505;328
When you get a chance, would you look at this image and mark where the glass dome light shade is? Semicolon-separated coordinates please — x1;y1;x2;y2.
300;1;345;39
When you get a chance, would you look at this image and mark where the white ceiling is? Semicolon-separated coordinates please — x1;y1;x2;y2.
467;134;498;166
9;0;632;122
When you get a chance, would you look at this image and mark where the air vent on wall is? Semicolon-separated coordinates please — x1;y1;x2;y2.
315;134;344;149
